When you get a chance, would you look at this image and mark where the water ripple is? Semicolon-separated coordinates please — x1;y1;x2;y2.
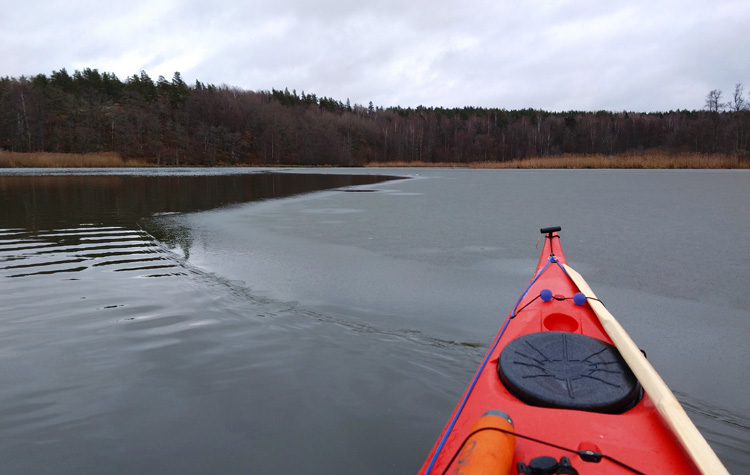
0;226;183;279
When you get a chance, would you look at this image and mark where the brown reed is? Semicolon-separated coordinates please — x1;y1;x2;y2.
0;151;153;168
2;151;746;169
366;153;749;169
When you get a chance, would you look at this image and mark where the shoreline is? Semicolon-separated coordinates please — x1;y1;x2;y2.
1;151;747;169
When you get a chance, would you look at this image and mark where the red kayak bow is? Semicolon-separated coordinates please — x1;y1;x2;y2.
419;227;726;475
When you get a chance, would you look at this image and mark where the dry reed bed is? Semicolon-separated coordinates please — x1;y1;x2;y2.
0;151;151;168
367;153;749;169
1;151;747;169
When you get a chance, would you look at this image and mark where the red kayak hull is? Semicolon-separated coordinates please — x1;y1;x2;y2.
419;231;701;474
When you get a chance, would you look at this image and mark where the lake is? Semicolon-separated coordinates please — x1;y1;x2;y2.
1;167;748;474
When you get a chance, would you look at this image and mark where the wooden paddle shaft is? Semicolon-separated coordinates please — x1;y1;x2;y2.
562;264;729;475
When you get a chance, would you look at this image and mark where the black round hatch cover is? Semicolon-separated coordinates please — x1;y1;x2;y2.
498;331;641;413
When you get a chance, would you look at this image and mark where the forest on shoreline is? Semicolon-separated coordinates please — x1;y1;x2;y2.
1;68;748;167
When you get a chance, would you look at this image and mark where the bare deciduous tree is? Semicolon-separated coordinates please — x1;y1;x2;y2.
705;89;724;113
729;84;748;158
730;84;745;112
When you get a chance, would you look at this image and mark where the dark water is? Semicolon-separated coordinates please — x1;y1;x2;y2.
1;168;749;473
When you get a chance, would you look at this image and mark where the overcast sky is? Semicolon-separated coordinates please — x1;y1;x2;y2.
2;0;748;112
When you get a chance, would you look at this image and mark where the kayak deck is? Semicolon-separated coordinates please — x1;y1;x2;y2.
419;229;709;474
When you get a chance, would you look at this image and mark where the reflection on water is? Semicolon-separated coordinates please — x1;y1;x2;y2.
0;171;398;265
0;172;397;230
0;172;394;281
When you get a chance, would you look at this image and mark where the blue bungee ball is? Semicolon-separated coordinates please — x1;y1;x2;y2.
540;289;553;302
573;292;587;305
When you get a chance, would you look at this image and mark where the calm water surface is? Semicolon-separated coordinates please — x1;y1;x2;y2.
1;168;748;473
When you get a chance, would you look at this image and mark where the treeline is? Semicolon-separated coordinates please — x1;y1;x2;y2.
1;68;748;166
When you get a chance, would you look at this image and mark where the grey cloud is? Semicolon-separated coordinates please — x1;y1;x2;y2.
2;0;748;112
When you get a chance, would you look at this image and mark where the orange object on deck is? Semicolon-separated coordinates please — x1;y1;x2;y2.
452;410;515;475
